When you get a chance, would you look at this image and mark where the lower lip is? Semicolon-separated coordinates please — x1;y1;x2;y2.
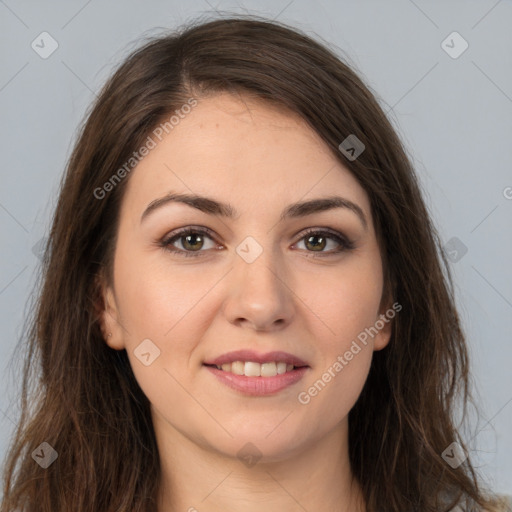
204;365;309;396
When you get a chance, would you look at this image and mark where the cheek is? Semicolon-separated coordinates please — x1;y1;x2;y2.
296;280;379;428
113;244;211;338
111;248;212;405
293;250;382;415
299;254;384;349
117;261;208;421
295;346;372;439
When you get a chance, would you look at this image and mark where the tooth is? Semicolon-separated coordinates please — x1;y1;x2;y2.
231;361;245;375
276;362;287;374
244;361;261;377
215;361;296;376
260;362;277;377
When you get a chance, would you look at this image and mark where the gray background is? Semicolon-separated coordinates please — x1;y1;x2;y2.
1;0;511;496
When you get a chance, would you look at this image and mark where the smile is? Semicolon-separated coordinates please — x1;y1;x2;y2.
208;361;296;377
203;363;309;396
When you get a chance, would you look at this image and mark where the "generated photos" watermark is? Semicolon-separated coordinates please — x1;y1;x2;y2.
298;302;402;405
94;97;198;200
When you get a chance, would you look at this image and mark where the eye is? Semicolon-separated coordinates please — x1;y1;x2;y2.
160;227;218;258
293;228;354;256
159;226;354;258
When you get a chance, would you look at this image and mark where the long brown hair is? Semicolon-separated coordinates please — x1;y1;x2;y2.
1;15;507;512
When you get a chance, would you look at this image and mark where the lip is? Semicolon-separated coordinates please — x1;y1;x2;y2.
205;365;309;396
203;350;309;367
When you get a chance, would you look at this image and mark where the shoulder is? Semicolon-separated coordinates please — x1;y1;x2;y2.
498;495;512;512
491;495;512;512
450;495;512;511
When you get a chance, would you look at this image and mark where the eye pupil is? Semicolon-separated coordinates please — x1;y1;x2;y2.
183;233;203;251
306;235;326;251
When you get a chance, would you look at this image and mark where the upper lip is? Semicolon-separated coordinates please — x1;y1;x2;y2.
204;350;309;367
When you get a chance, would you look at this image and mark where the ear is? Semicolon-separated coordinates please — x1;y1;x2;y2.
373;307;393;351
94;271;126;351
373;292;396;352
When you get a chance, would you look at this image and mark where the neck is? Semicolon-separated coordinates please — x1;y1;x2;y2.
154;410;365;512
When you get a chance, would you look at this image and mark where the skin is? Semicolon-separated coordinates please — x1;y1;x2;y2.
100;92;393;512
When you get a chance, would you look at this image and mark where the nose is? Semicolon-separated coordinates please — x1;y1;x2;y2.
222;244;295;332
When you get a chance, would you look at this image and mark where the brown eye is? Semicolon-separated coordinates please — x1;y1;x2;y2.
295;229;354;256
181;233;205;251
304;234;328;252
161;227;218;258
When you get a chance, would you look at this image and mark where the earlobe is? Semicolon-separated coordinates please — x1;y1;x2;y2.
373;300;395;352
373;273;396;351
373;315;392;351
95;274;126;351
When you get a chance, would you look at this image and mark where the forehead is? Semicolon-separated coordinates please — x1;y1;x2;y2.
119;93;371;224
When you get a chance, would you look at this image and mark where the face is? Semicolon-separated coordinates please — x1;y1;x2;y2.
100;92;392;462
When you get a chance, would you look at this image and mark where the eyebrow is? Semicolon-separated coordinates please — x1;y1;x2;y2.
140;192;368;230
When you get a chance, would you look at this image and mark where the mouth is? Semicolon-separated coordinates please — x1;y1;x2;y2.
204;361;305;377
203;350;310;396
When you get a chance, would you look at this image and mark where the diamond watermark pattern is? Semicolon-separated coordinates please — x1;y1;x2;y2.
236;236;263;264
32;442;58;468
444;237;468;263
32;237;47;261
237;442;263;468
134;338;161;366
31;32;59;59
338;134;365;161
442;442;467;469
441;31;468;59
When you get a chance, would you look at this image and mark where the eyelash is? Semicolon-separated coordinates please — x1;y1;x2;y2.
159;226;355;258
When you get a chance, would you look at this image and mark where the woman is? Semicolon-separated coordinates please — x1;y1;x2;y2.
1;15;510;512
